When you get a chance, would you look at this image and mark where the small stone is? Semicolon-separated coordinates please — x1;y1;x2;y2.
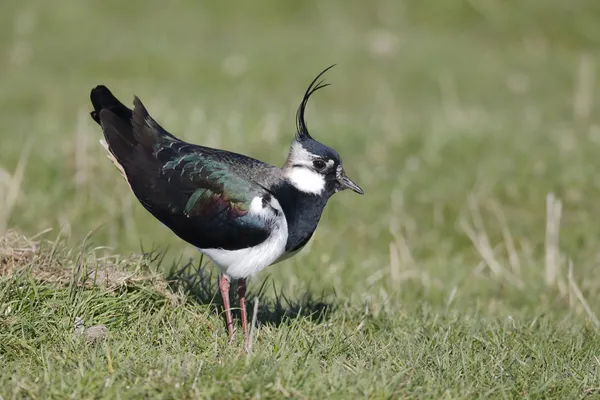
84;325;109;343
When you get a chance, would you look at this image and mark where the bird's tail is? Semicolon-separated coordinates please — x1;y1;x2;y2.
89;85;140;166
90;85;184;188
90;85;132;126
90;86;140;183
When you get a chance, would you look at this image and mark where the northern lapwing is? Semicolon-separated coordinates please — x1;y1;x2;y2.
89;66;363;343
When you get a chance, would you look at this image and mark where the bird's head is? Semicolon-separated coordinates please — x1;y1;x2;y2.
283;66;363;197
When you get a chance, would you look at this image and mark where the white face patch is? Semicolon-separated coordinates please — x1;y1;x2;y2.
286;167;326;194
284;141;334;194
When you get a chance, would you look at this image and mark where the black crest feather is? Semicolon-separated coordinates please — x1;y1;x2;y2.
295;64;336;141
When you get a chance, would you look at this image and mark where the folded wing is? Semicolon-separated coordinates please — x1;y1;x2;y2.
90;86;273;250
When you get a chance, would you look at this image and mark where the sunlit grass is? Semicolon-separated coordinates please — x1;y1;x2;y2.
2;0;600;397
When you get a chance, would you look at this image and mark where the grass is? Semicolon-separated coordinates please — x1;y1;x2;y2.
2;0;600;397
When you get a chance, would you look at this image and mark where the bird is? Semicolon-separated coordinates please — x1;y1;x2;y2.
89;65;363;344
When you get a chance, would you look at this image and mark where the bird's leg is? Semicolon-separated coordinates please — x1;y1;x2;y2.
237;278;249;343
219;274;235;341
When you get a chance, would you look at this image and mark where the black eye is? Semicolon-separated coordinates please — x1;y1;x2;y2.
312;159;327;170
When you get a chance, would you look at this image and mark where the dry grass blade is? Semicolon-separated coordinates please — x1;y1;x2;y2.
0;141;32;235
388;219;415;286
245;297;260;354
568;259;600;329
0;231;175;300
389;242;400;284
461;198;523;288
573;52;594;121
545;193;563;293
489;200;521;276
462;198;503;277
0;230;39;274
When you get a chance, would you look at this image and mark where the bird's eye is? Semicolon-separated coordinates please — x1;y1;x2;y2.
312;159;327;170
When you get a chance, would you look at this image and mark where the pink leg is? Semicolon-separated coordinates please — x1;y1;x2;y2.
219;274;234;341
238;278;248;343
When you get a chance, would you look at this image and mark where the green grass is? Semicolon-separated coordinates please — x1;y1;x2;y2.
2;0;600;397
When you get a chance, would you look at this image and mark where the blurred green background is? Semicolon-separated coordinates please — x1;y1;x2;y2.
2;0;600;313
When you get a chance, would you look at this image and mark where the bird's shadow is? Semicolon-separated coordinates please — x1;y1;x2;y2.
163;255;336;328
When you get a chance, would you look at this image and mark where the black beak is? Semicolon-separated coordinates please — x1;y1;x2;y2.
339;173;364;195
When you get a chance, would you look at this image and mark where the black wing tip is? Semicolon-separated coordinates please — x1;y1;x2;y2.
90;85;110;125
90;85;112;103
132;95;144;110
89;85;135;126
295;64;337;142
91;84;110;93
132;95;150;122
90;85;117;112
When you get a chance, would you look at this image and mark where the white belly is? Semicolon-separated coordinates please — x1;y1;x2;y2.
198;196;288;279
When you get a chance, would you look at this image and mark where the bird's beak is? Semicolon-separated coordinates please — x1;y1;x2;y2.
338;172;364;195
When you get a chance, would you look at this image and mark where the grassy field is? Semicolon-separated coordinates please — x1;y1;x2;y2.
2;0;600;398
